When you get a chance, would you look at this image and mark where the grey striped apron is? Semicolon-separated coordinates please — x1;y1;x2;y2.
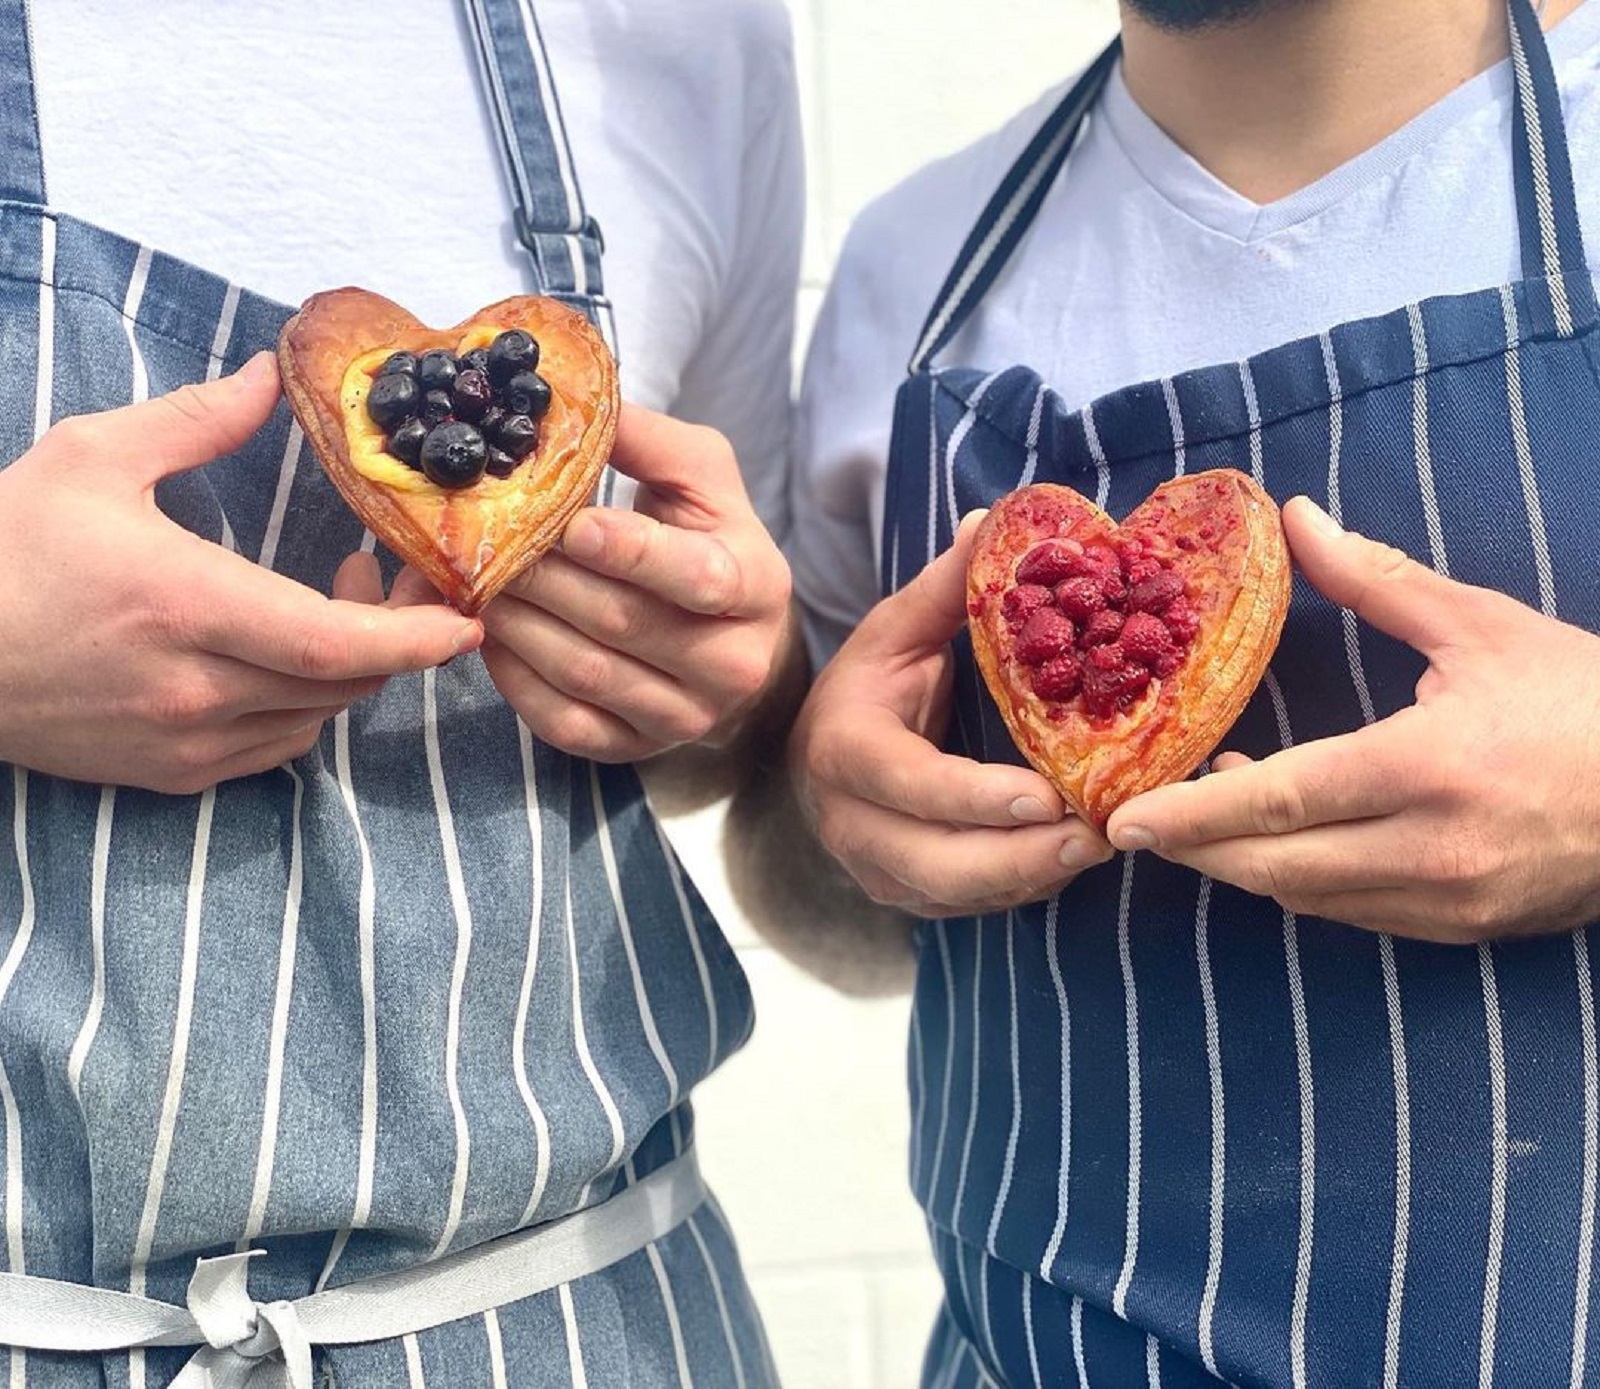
884;2;1600;1384
0;2;772;1385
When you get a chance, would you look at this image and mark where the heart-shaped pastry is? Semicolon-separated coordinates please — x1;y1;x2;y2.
278;288;619;615
967;471;1290;827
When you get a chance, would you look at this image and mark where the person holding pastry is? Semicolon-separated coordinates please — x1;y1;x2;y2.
0;0;799;1382
732;0;1600;1381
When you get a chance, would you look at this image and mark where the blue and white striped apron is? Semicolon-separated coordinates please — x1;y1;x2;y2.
888;5;1600;1386
0;2;772;1385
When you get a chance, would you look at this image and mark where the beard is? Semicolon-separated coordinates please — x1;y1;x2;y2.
1124;0;1294;30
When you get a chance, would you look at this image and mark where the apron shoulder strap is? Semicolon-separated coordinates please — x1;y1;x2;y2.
461;0;611;327
0;0;48;206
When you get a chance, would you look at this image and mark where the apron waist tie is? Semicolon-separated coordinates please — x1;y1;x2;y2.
0;1147;706;1388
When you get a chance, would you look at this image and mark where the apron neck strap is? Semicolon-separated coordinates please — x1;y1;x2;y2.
0;0;48;206
462;0;608;310
910;0;1595;374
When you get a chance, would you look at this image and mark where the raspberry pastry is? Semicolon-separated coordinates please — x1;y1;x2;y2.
967;472;1290;827
278;288;619;615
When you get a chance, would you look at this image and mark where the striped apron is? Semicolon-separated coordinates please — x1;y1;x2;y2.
888;5;1600;1386
0;2;771;1385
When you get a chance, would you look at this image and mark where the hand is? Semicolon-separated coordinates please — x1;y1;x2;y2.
790;514;1113;919
469;404;792;762
1106;497;1600;943
0;352;482;794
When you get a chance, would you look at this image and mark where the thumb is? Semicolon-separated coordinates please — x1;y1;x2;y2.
1284;495;1464;655
854;511;988;659
63;350;282;491
606;402;748;521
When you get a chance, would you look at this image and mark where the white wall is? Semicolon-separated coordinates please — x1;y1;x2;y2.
666;2;1119;1384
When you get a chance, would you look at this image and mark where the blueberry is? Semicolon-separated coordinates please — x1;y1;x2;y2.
420;421;488;488
366;373;419;430
502;371;552;420
417;350;460;393
386;417;428;467
487;329;539;386
460;348;491;375
479;404;508;440
420;390;454;427
378;351;419;379
485;446;518;478
452;368;492;422
497;412;540;460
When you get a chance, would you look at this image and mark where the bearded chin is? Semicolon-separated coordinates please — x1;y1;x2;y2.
1124;0;1286;30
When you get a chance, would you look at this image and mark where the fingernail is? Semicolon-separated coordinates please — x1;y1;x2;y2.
1060;836;1109;870
1297;497;1343;537
1111;824;1159;853
452;622;483;656
1010;795;1053;824
239;349;277;385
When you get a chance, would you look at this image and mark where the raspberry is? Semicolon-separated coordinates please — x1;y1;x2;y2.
1152;647;1184;679
1054;575;1107;621
1082;661;1152;719
1124;556;1163;587
1001;583;1054;629
1120;612;1172;668
1032;652;1083;702
1079;609;1124;648
1015;540;1086;588
1088;642;1127;672
1163;598;1201;645
1014;608;1076;666
1127;570;1185;615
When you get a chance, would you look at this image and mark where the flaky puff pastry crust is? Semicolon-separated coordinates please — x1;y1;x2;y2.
967;472;1290;828
278;288;619;615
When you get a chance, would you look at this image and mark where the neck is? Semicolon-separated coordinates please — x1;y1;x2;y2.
1120;0;1586;203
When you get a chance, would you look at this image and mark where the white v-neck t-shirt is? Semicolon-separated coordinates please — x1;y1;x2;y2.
27;0;804;536
791;0;1600;661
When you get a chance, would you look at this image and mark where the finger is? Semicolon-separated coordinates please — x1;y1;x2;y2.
389;565;447;609
604;403;748;519
852;511;988;661
831;797;1112;916
549;514;749;617
481;602;714;747
808;705;1066;827
332;552;385;605
481;641;659;762
57;351;281;491
191;545;482;678
1155;820;1416;906
1208;752;1255;773
1107;719;1416;852
195;656;385;716
1284;496;1473;656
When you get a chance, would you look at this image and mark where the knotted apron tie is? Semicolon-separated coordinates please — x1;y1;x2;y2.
0;1149;705;1386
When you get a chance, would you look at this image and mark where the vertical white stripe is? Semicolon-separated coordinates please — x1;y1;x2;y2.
1321;333;1374;725
1082;402;1112;511
423;668;474;1260
559;1281;589;1389
1018;381;1049;489
512;724;553;1229
1023;1271;1042;1389
0;767;33;1287
943;371;1007;540
32;218;56;441
130;787;215;1299
1406;306;1449;577
1112;851;1143;1320
910;994;929;1195
256;423;304;575
952;918;985;1228
687;1212;748;1389
1161;378;1186;476
646;1240;695;1388
927;922;959;1211
204;281;242;553
564;872;627;1170
402;1332;426;1387
316;705;380;1292
1508;16;1574;335
1477;942;1509;1389
1380;934;1412;1389
590;766;679;1104
986;914;1023;1256
1040;897;1073;1279
1146;1335;1162;1389
484;1308;508;1389
1239;360;1264;485
240;766;304;1247
66;788;114;1105
1071;1295;1089;1389
1500;287;1558;616
1571;930;1598;1389
650;815;719;1071
1196;876;1227;1378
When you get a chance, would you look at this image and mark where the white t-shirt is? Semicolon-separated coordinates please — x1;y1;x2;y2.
791;0;1600;662
28;0;803;536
